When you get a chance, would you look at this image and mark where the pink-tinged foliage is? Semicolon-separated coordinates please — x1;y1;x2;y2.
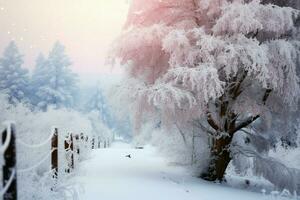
112;0;300;131
111;24;170;84
124;0;199;29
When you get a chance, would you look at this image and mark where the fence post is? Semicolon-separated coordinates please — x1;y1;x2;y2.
91;137;95;149
70;134;74;169
2;123;17;200
84;136;89;151
75;134;80;156
85;136;88;143
64;133;74;173
51;128;58;179
97;136;101;149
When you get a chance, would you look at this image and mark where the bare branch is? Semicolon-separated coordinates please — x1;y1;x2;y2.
174;122;187;145
262;89;272;105
192;120;216;136
231;87;272;134
232;70;248;100
207;111;220;131
232;115;260;134
240;128;253;135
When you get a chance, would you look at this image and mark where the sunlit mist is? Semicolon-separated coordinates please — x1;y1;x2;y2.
0;0;129;78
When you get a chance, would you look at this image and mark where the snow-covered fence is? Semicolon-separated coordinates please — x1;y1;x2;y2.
1;123;17;200
51;128;58;179
0;122;111;199
64;133;74;173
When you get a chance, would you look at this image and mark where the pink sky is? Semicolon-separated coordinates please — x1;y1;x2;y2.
0;0;129;79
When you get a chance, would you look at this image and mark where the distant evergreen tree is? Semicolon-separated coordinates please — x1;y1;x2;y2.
32;42;79;110
0;41;29;104
86;85;113;128
85;84;132;140
30;53;47;106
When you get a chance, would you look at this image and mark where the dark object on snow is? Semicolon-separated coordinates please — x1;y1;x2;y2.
245;179;250;186
135;146;144;149
125;154;131;158
244;137;251;144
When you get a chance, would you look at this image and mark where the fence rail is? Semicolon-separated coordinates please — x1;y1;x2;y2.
0;122;111;200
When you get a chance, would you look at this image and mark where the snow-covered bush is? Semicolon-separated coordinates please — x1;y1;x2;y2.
0;93;113;199
133;121;210;174
86;111;115;142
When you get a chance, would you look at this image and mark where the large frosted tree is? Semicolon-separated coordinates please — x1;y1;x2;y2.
32;42;78;110
112;0;300;184
0;41;29;104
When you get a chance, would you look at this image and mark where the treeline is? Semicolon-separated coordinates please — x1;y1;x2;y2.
0;41;78;111
0;41;132;140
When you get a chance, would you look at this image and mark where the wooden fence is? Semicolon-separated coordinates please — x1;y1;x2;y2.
0;122;111;200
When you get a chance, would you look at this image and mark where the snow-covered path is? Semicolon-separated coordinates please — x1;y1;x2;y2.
72;142;283;200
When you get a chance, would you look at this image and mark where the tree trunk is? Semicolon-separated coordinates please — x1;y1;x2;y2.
200;135;233;181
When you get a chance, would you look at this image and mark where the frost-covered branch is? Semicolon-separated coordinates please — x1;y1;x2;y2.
192;119;216;136
207;111;220;132
233;115;260;134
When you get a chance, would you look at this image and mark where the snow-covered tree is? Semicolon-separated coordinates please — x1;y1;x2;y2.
0;41;29;104
85;85;113;128
30;53;47;106
111;0;300;186
85;84;133;140
32;42;79;110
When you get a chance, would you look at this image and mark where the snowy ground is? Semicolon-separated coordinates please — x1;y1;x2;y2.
71;142;290;200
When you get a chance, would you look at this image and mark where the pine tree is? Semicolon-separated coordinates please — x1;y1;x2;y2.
33;42;79;110
30;53;47;106
86;85;113;128
0;41;29;104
